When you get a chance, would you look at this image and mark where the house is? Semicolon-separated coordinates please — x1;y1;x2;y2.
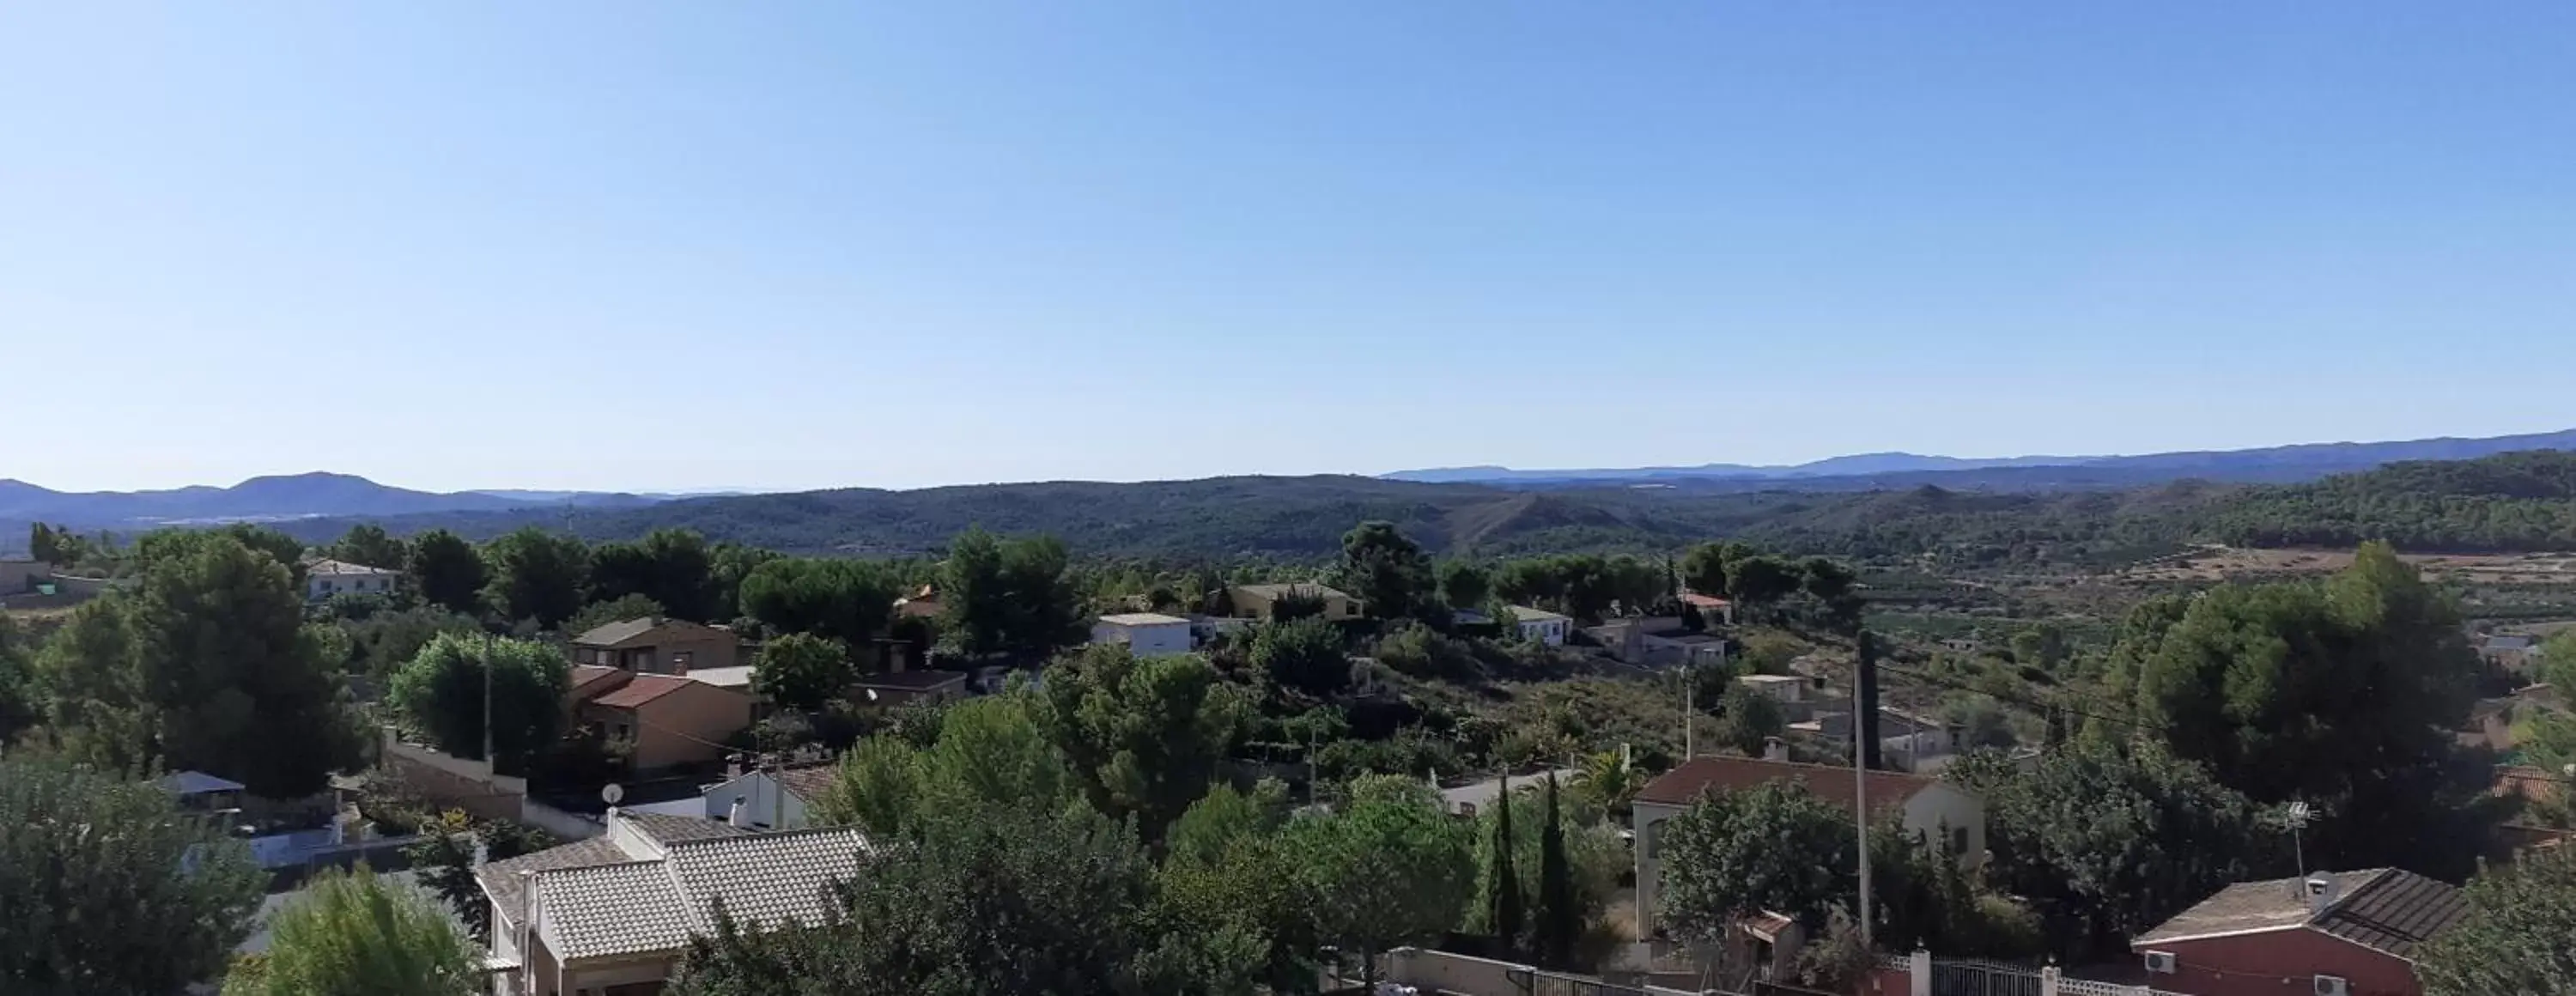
1585;617;1723;668
2132;868;2470;996
571;616;740;676
849;669;970;708
1508;606;1571;646
480;809;870;995
1681;592;1735;627
700;764;841;830
1630;756;1985;938
1437;768;1581;817
2456;697;2521;752
1877;707;1959;772
0;557;51;594
2481;633;2541;671
574;672;754;771
1738;673;1810;704
894;584;942;620
305;558;403;601
1092;612;1195;657
1228;583;1364;622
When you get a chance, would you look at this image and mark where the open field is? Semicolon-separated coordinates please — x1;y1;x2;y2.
2111;545;2576;584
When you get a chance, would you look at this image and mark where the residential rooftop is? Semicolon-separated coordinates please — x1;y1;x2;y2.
1635;756;1941;812
307;558;401;576
2136;868;2468;959
1098;611;1191;626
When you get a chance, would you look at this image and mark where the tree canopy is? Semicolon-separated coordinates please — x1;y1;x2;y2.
750;633;853;714
386;633;571;774
2415;845;2576;996
408;529;488;615
0;752;264;996
738;557;901;649
1334;521;1436;622
480;526;591;629
1035;646;1248;845
221;867;481;996
939;527;1084;660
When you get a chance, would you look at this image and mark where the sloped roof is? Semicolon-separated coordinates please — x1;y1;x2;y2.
2136;868;2468;959
160;770;246;796
619;811;755;845
307;558;401;576
1099;612;1190;626
569;664;627;695
1635;756;1943;812
1509;606;1571;622
479;836;635;924
538;860;696;961
574;616;732;649
591;674;698;710
1236;582;1351;599
775;765;841;805
666;828;872;932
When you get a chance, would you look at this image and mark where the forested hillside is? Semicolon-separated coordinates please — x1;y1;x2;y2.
274;452;2576;565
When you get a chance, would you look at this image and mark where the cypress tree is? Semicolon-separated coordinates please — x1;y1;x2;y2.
1535;772;1579;967
1487;773;1525;956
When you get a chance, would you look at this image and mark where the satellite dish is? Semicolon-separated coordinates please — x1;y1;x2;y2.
600;783;625;805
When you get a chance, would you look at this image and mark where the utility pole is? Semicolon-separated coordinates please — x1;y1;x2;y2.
1681;663;1695;760
482;629;496;769
1854;630;1875;948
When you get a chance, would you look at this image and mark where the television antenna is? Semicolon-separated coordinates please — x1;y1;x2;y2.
2280;800;2314;877
601;783;625;807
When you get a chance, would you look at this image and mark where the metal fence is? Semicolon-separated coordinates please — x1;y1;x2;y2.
1930;957;2044;996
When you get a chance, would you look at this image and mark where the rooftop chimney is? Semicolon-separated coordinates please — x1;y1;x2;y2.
2302;875;2340;915
727;798;748;829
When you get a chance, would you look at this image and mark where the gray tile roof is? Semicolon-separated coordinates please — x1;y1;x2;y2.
2314;869;2470;958
667;828;872;932
2136;868;2468;959
478;836;634;926
481;816;871;965
620;811;756;845
538;861;696;961
572;616;663;647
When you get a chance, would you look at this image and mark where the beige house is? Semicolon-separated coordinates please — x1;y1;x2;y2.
480;810;870;995
1630;756;1985;938
306;558;403;601
0;558;51;594
571;669;753;772
572;617;740;676
1229;582;1364;621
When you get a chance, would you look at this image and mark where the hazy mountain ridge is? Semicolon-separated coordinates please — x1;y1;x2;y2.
1388;428;2576;486
0;471;663;526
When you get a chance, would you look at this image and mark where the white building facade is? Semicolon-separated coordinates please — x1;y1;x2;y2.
1092;613;1195;657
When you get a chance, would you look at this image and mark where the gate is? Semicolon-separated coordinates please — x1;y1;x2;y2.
1929;958;2044;996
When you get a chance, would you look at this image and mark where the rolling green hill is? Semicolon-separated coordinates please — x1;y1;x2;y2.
275;452;2576;565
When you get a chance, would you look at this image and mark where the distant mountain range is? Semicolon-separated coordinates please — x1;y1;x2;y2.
0;472;665;527
1384;428;2576;488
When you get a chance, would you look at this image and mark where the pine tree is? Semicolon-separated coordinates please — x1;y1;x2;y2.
1534;772;1579;968
1485;773;1524;956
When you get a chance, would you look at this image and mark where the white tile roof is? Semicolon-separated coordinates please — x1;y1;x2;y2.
1098;612;1190;626
505;821;872;965
307;558;401;576
684;665;756;689
669;829;872;932
538;861;694;961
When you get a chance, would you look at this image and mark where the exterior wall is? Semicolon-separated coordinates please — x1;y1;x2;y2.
308;570;401;600
592;683;753;771
2136;928;2421;996
1233;586;1363;621
380;731;527;823
1899;784;1985;864
0;559;50;593
1517;616;1570;645
1632;799;1686;938
701;771;812;830
574;629;739;675
849;677;966;708
1092;620;1194;657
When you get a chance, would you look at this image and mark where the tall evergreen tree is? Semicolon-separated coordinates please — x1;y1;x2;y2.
1484;774;1524;956
1534;773;1579;968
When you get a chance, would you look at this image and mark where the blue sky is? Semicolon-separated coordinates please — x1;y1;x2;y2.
5;3;2572;493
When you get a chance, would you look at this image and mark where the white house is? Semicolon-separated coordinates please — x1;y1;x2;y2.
698;764;839;830
1738;673;1809;704
1509;606;1571;646
1629;756;1985;938
478;809;870;995
1092;612;1194;657
306;558;403;601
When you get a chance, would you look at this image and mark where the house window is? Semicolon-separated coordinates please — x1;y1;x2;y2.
1950;827;1970;855
1643;820;1662;858
671;651;693;670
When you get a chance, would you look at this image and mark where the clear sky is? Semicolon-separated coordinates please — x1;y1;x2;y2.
5;3;2573;493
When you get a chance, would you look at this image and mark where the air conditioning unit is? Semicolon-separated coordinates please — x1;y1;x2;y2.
2142;950;2178;975
2315;976;2349;996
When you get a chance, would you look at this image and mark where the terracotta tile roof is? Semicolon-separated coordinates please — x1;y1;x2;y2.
2496;765;2567;805
573;616;732;649
1634;756;1940;812
569;664;626;693
1683;592;1732;609
590;673;696;710
2136;869;2469;959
